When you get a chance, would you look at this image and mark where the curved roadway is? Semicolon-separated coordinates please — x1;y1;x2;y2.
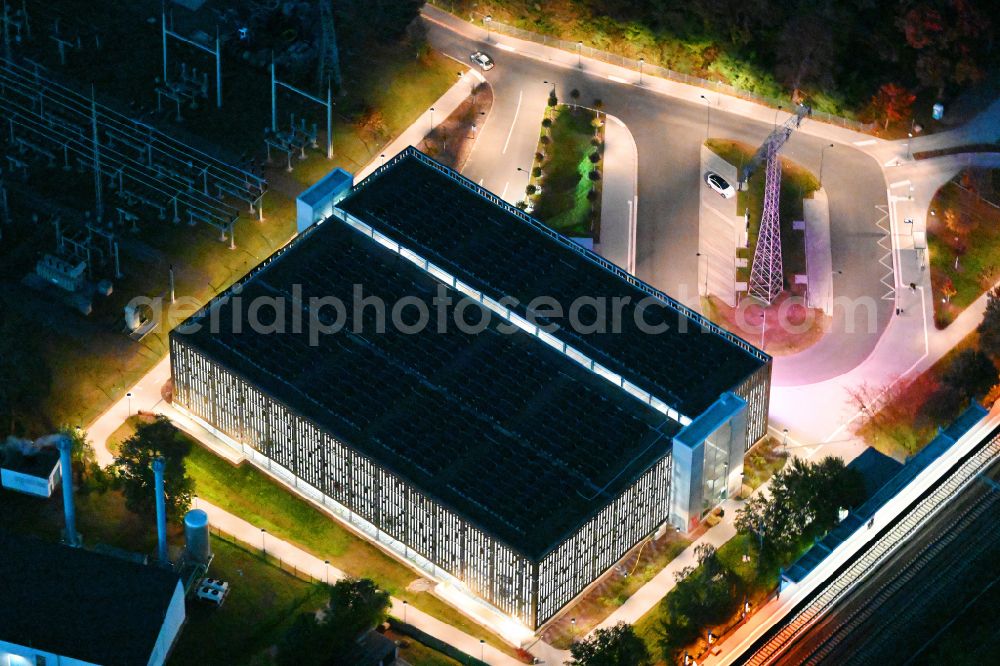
424;14;891;386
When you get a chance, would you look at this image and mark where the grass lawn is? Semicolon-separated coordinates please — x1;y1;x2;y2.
541;532;691;649
169;537;328;666
854;331;982;458
927;170;1000;328
386;629;464;666
106;417;511;659
529;105;603;237
705;139;818;291
633;533;784;663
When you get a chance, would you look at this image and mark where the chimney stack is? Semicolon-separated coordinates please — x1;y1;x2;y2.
57;437;80;547
153;457;168;562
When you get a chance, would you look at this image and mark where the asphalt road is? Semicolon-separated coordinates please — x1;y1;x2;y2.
425;17;891;384
772;457;1000;665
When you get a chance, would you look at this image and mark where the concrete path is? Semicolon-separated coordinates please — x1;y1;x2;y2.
596;499;740;632
803;189;833;315
597;113;637;273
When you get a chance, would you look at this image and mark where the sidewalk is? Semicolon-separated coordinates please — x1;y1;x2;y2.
803;188;833;315
597;113;637;273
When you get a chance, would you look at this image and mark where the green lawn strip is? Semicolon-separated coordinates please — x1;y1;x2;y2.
170;537;327;666
182;442;520;659
530;105;601;237
387;629;464;666
545;535;690;650
635;534;792;662
705;139;818;289
927;175;1000;328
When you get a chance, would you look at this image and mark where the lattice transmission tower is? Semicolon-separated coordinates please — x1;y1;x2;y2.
743;105;810;305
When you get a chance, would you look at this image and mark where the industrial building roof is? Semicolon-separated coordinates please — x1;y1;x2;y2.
338;148;768;418
0;530;181;665
179;212;677;560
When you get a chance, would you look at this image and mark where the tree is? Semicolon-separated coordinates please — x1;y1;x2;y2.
568;622;651;666
276;578;390;666
941;278;957;304
868;83;916;131
977;286;1000;358
0;302;52;435
57;425;97;486
774;14;835;97
944;208;977;238
940;348;997;401
736;457;864;559
113;416;193;521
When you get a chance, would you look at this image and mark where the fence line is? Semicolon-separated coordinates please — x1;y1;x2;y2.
208;524;327;586
429;2;873;133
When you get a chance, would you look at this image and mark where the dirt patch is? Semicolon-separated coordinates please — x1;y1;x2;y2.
416;82;493;172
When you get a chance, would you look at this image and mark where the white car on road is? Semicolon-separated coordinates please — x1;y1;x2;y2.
705;172;736;199
470;51;495;71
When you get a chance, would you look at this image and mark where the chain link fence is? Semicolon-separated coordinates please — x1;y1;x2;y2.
430;2;873;133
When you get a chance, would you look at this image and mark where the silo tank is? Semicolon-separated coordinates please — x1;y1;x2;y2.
184;509;211;564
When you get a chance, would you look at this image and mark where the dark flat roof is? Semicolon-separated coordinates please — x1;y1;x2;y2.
0;447;59;478
0;530;181;665
338;149;768;417
178;218;676;559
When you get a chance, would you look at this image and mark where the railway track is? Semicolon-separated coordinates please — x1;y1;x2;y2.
743;434;1000;666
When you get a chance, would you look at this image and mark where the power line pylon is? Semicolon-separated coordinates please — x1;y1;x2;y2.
744;104;810;305
748;142;783;304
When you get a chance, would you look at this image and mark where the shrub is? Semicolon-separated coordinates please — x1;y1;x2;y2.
542;117;553;128
526;184;537;195
532;166;542;178
591;137;602;147
587;189;598;201
548;93;558;107
540;135;550;145
589;169;601;181
535;152;544;161
589;151;601;163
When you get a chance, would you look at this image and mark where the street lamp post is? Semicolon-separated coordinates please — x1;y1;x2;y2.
484;15;492;43
907;132;914;160
774;104;783;128
819;143;834;187
429;106;435;131
403;599;408;624
638;57;644;85
699;94;710;139
126;392;133;417
577;41;583;68
324;559;329;584
480;639;485;662
261;527;267;555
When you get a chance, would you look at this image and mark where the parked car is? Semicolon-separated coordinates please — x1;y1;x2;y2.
470;51;495;71
196;584;227;607
705;171;736;198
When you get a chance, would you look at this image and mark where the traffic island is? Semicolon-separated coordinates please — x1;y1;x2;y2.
699;139;828;355
524;101;605;240
927;167;1000;329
